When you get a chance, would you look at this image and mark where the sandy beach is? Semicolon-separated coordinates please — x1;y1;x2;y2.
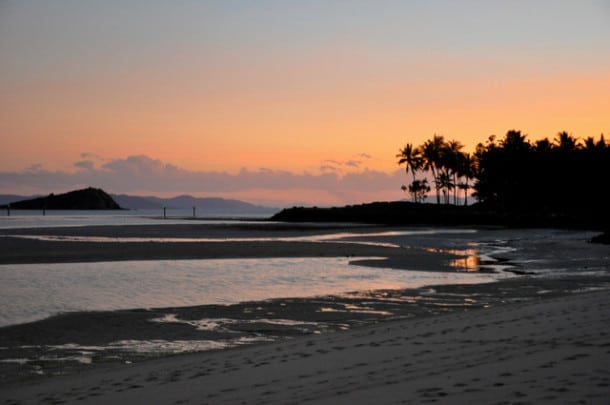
1;222;609;404
2;291;609;404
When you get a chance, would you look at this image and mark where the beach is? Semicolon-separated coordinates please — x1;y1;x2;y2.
1;222;609;403
2;290;609;404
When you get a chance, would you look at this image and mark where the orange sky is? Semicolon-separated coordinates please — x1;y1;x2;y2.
3;66;607;174
1;1;608;205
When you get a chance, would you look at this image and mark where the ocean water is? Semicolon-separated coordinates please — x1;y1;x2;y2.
1;213;606;328
0;208;276;229
0;257;508;327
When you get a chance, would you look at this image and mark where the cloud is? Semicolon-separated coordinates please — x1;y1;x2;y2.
319;164;338;173
0;154;407;206
80;152;101;160
26;164;43;173
320;153;373;172
74;160;95;171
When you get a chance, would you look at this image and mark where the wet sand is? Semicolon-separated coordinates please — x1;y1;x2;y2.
0;223;456;268
1;223;609;403
1;289;609;404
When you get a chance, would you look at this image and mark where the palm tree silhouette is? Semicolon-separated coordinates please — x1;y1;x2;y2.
397;143;422;202
409;179;430;203
555;131;579;151
438;172;454;204
422;135;445;204
457;152;475;206
398;129;609;227
444;139;464;205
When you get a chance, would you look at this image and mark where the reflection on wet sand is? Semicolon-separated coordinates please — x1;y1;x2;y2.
1;225;608;387
448;248;481;271
427;241;517;273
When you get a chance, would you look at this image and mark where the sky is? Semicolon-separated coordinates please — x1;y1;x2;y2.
1;0;609;206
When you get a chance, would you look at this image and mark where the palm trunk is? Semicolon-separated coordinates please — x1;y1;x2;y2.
452;175;455;205
431;167;440;204
411;171;417;203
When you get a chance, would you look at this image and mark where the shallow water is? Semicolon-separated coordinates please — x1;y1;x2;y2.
1;224;608;382
4;221;599;329
0;257;508;327
0;209;273;229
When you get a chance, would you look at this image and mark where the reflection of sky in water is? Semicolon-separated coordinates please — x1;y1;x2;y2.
431;242;517;273
0;210;273;229
444;247;481;271
0;257;506;327
3;337;276;366
3;228;477;246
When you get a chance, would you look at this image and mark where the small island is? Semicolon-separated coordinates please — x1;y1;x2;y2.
1;187;121;210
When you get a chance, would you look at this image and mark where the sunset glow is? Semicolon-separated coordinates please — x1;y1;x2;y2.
1;1;608;206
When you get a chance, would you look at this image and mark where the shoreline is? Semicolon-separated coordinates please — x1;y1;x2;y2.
0;222;471;268
2;288;609;403
1;223;609;403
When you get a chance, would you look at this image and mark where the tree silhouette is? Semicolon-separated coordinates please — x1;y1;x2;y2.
471;129;609;219
457;152;475;206
396;143;423;202
400;135;474;205
443;139;464;205
398;129;609;222
422;135;445;204
409;179;430;203
555;131;579;152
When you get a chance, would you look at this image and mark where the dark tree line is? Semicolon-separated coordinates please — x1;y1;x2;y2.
398;130;609;217
397;134;475;206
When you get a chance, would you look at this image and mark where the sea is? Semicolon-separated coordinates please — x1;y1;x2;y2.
0;210;606;328
0;208;276;229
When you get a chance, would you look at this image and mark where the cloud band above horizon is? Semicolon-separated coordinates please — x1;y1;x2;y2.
0;154;408;207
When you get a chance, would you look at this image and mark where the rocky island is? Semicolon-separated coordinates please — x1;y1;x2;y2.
1;187;122;210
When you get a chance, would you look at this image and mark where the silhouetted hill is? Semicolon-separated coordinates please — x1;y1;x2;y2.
1;187;121;210
111;194;161;210
1;191;277;215
112;194;277;214
0;195;40;206
271;201;609;230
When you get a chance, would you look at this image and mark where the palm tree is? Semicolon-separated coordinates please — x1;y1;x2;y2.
457;152;475;206
555;131;579;151
534;138;552;153
409;179;430;203
501;129;529;152
584;136;596;150
397;143;422;202
584;134;608;151
422;135;445;204
444;139;464;205
438;172;454;204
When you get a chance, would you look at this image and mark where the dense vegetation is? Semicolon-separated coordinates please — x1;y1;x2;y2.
397;130;609;220
273;129;609;231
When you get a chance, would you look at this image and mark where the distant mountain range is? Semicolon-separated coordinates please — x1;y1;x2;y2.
0;189;278;215
111;193;278;214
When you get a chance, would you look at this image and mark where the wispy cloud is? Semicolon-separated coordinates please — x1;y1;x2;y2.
0;154;406;207
320;152;373;173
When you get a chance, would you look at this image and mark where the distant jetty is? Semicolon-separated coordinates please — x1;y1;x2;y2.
1;187;121;210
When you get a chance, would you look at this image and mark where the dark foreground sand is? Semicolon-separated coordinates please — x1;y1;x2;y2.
1;223;609;404
1;291;609;404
